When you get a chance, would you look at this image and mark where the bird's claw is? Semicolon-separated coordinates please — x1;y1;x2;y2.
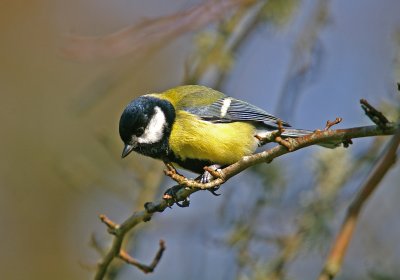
200;165;223;183
198;165;223;196
163;185;190;207
199;170;213;184
208;186;221;196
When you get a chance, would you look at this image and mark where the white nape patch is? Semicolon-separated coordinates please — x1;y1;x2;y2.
137;106;166;144
220;98;231;118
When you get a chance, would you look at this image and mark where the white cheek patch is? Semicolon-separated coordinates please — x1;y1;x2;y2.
220;98;231;118
137;106;166;144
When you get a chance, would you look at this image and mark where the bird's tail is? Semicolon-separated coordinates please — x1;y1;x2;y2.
256;128;340;148
281;128;340;148
280;128;313;138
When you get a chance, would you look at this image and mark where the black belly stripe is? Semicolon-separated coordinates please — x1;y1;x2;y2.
167;153;213;174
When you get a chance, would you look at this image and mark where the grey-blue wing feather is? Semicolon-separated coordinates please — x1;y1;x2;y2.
184;96;340;148
185;97;291;127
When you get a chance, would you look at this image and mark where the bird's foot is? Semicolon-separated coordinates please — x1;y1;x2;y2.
163;185;190;208
197;165;223;196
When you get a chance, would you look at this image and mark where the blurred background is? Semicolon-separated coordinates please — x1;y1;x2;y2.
1;0;400;279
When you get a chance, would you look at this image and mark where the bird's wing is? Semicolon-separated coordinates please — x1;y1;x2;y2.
184;97;291;127
155;85;225;109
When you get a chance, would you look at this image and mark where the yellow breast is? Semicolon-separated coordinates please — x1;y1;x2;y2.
169;111;258;165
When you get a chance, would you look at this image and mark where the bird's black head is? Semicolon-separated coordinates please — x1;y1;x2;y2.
119;96;175;159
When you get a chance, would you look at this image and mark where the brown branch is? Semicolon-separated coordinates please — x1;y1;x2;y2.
163;123;398;191
255;119;285;147
324;117;342;131
95;210;158;280
360;99;390;128
274;120;295;151
318;128;400;280
118;240;166;274
99;214;119;234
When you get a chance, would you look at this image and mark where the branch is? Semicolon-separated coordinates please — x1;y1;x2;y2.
95;214;165;280
360;99;390;128
94;100;399;279
94;123;398;279
165;123;398;190
119;240;166;274
318;128;400;280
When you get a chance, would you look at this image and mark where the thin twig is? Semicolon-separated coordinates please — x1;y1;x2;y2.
324;117;342;131
118;240;166;274
360;99;390;128
99;214;119;234
318;128;400;280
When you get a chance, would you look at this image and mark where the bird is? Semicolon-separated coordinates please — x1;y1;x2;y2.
119;85;333;183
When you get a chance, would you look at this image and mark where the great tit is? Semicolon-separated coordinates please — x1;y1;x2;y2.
119;85;324;178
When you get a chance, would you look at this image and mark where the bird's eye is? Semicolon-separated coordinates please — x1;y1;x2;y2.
135;127;144;136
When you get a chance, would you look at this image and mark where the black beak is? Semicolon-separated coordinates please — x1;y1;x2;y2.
121;144;134;158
